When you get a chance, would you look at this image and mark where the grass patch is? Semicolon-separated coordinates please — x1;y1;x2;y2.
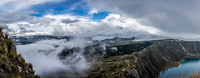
188;72;200;78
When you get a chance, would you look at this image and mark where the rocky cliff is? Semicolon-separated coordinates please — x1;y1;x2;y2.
0;28;39;78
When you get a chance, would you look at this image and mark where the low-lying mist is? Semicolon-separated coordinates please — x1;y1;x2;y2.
16;38;95;77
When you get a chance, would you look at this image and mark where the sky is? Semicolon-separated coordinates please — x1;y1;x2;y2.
1;0;200;38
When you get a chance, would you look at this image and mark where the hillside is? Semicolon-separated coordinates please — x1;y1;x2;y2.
10;34;200;78
0;28;39;78
88;39;200;78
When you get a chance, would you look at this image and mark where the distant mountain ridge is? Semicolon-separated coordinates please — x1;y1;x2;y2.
11;35;71;45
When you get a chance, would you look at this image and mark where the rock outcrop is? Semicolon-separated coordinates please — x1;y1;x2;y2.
0;28;39;78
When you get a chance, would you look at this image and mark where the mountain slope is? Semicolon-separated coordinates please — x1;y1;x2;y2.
88;39;200;78
0;28;39;78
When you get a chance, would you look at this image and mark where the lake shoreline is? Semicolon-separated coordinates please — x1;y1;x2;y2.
159;58;200;78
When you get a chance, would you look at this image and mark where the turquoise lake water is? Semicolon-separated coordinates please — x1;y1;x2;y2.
159;58;200;78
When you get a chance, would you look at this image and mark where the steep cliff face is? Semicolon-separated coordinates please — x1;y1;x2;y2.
88;39;200;78
0;28;39;78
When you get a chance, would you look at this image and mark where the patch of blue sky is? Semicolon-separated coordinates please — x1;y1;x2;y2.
29;13;43;17
28;0;89;17
27;0;110;21
92;12;109;21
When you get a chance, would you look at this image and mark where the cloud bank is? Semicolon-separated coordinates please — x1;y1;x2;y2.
17;39;92;77
1;0;200;38
87;0;200;38
4;13;159;40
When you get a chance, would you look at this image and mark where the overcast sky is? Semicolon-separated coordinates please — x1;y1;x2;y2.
0;0;200;38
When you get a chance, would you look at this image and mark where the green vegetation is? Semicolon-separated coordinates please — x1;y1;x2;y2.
88;39;200;78
105;41;153;56
88;55;139;78
0;28;39;78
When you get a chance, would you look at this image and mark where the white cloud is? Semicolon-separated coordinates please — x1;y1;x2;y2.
0;0;15;7
87;0;200;38
44;14;89;22
0;11;34;24
17;39;92;77
0;0;64;12
6;14;159;39
88;8;98;15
